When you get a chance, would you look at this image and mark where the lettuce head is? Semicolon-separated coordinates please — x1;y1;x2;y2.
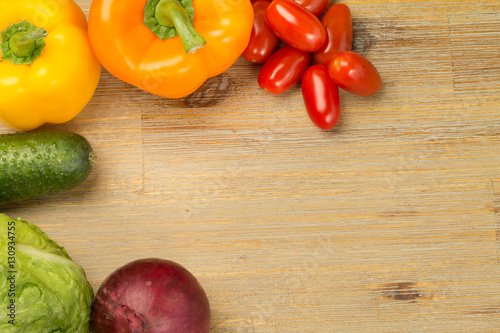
0;214;93;332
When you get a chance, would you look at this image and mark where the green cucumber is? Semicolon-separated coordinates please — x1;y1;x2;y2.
0;130;96;205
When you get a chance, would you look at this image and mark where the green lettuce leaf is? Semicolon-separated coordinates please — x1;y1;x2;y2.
0;214;93;332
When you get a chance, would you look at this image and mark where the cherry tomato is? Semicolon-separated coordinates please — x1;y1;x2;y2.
242;1;279;64
292;0;329;16
302;65;341;130
265;0;326;52
313;3;353;66
328;51;382;97
258;45;310;95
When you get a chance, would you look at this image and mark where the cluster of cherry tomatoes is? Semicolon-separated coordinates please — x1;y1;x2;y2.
242;0;382;130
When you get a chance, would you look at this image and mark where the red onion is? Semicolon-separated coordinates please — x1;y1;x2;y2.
91;258;211;333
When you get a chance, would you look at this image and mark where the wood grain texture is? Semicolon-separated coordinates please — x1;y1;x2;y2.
2;0;500;332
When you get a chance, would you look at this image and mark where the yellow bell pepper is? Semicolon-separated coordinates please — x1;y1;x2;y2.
0;0;101;131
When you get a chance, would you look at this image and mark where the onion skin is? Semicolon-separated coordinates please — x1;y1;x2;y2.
91;258;211;333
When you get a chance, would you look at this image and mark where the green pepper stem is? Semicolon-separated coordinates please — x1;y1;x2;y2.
9;28;47;58
155;0;206;53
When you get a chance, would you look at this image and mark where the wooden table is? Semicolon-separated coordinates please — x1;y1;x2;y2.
2;0;500;331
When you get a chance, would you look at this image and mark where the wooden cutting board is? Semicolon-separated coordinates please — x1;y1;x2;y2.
1;0;499;331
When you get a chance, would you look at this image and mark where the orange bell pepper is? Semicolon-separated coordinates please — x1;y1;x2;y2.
88;0;254;99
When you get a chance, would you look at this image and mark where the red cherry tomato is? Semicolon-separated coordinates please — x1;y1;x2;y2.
242;1;279;64
265;0;326;52
302;65;341;130
313;3;353;66
328;51;382;97
292;0;329;16
258;45;310;95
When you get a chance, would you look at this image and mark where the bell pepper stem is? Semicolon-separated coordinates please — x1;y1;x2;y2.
155;0;206;53
9;28;47;58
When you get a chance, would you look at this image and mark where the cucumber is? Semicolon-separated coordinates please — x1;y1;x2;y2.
0;130;96;205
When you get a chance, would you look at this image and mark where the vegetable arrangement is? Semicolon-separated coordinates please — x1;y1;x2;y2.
0;0;381;131
1;215;210;332
0;0;385;331
243;1;382;130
